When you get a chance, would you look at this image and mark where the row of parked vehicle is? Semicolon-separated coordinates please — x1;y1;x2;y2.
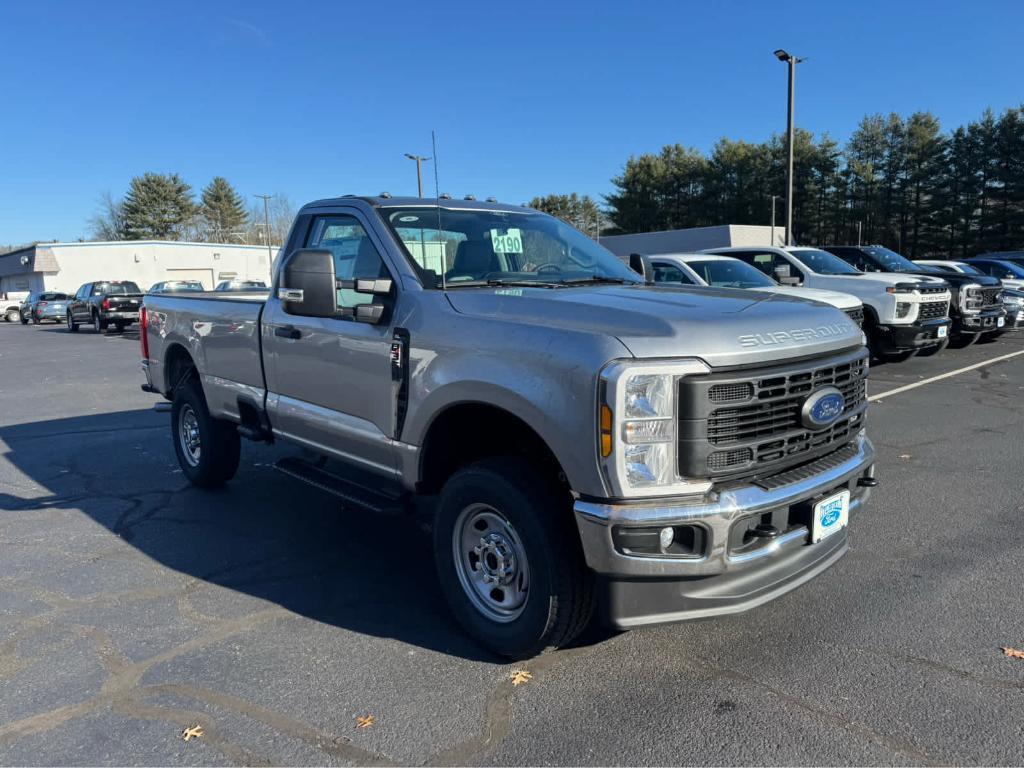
2;278;267;332
135;194;1022;658
646;245;1024;361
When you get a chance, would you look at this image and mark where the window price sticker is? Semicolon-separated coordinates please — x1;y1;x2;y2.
490;228;523;254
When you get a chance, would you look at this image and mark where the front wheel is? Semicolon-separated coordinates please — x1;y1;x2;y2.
66;311;79;332
5;308;20;323
433;457;595;659
171;380;241;488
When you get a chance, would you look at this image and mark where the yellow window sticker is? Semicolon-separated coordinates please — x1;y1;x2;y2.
490;228;523;254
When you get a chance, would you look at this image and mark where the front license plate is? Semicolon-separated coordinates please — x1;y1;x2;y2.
997;317;1005;328
937;325;948;338
812;490;850;544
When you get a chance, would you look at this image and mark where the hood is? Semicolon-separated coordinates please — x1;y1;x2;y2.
900;269;1000;288
751;285;861;310
816;272;948;289
999;278;1024;290
445;284;863;368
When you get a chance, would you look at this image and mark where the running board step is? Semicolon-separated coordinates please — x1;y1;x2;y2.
274;456;408;514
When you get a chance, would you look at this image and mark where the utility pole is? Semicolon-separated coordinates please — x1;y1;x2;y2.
774;50;803;247
857;220;862;246
254;194;273;262
770;195;780;246
404;154;432;197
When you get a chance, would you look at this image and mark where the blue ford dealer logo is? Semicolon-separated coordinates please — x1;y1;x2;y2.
820;500;843;528
800;386;845;429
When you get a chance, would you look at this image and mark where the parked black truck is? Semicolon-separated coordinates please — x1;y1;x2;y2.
66;280;144;334
824;246;1005;349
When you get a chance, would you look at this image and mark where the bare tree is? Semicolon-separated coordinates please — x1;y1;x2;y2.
88;191;128;241
244;193;296;246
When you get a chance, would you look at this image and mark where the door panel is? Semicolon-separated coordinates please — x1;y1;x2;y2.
262;209;398;475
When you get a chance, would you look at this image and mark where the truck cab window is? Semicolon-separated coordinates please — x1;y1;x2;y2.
307;215;390;308
652;264;693;284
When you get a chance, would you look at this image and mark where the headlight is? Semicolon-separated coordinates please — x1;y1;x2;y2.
895;301;913;318
598;359;712;498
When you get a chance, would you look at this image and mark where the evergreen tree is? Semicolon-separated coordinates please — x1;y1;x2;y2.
200;177;248;242
122;173;196;240
528;193;605;238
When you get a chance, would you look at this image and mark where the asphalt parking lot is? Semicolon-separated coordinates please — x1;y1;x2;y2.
2;320;1024;766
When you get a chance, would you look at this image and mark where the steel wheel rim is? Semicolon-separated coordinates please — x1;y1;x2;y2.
452;504;530;623
179;405;201;467
94;315;101;332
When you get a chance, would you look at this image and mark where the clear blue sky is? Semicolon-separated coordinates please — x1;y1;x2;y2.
1;0;1021;243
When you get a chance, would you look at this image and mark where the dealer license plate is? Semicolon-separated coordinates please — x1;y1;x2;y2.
937;326;948;338
812;490;850;544
997;317;1005;328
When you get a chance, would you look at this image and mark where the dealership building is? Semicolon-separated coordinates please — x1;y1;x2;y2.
0;240;277;296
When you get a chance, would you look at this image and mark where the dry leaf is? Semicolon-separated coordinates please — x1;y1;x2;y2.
898;454;912;460
181;725;204;742
1000;646;1024;660
355;715;375;729
510;670;533;686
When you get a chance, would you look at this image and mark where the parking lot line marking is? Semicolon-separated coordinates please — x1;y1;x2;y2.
869;349;1024;402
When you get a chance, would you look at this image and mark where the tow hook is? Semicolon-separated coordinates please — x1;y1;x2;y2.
857;477;879;488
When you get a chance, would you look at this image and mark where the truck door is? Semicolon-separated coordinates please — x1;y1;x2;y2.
262;210;399;476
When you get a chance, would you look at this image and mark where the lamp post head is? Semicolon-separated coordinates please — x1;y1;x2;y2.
774;49;791;61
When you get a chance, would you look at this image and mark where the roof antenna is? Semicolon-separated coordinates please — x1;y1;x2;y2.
432;129;446;291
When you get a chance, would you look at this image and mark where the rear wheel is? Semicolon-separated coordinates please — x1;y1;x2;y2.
433;457;595;659
31;315;40;325
66;311;79;332
113;322;126;333
171;380;241;488
93;312;106;334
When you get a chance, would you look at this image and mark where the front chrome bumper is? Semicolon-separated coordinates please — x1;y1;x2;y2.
574;435;875;627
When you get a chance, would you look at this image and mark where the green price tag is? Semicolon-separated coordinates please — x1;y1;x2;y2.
490;228;523;254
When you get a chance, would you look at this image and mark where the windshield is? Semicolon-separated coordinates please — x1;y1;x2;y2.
381;206;641;288
788;249;861;275
859;246;921;273
97;282;141;295
994;261;1024;278
687;259;776;289
946;262;983;275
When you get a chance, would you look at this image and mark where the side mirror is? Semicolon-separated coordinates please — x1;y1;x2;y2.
355;278;393;295
280;249;337;317
629;253;655;285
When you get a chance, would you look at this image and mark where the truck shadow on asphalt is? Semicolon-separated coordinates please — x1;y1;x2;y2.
0;409;501;663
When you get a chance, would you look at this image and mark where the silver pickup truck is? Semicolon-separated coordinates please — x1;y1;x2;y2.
141;196;877;658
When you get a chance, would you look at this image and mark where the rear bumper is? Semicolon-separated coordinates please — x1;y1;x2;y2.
102;310;139;322
574;435;874;628
874;318;950;352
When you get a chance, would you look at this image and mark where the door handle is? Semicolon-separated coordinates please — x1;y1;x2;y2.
275;325;301;340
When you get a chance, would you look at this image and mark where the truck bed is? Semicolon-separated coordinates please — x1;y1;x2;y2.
142;291;268;422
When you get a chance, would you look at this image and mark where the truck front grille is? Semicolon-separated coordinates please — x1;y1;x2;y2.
967;287;1002;310
843;306;864;328
918;299;949;320
677;347;869;483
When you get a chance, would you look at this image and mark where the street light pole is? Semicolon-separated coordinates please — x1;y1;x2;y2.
255;194;273;262
404;154;432;198
770;195;780;246
774;49;803;247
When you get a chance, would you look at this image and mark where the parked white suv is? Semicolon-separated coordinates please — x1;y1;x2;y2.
649;253;865;328
704;246;952;360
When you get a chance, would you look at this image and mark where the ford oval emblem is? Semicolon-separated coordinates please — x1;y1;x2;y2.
821;505;842;527
800;386;845;430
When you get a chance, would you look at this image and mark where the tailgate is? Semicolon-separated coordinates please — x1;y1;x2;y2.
107;294;143;311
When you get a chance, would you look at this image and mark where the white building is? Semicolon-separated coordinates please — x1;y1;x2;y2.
599;224;786;259
0;240;278;295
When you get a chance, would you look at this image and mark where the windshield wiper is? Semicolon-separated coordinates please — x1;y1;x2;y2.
560;275;636;286
441;278;566;289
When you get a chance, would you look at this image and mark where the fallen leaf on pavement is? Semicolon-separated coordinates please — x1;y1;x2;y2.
181;725;204;742
898;454;912;460
510;670;533;686
355;715;375;728
1000;646;1024;660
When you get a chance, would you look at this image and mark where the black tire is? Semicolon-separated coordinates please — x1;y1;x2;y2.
5;308;20;323
20;315;29;325
31;315;40;325
433;457;595;659
113;322;126;333
93;312;107;333
170;380;241;488
66;311;79;333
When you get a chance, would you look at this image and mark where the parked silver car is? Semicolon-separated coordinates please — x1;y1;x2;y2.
23;291;71;324
148;280;205;294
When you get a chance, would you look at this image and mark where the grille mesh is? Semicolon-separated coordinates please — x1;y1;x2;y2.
708;447;753;471
708;382;754;404
918;300;949;320
843;306;865;327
